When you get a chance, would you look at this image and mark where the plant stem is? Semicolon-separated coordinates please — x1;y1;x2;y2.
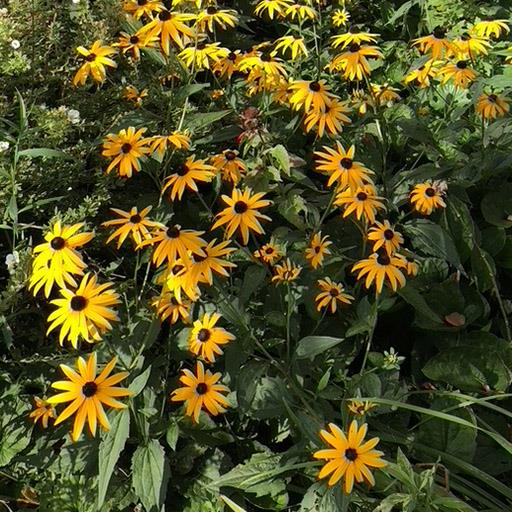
359;296;379;374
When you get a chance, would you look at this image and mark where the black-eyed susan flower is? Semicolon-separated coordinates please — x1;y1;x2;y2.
332;8;350;27
213;50;242;79
371;83;401;106
46;273;120;348
139;224;207;267
304;98;351;137
438;58;477;89
153;290;191;324
211;149;247;185
159;262;200;303
335;185;385;225
123;85;148;107
47;353;130;442
284;4;317;21
476;93;510;120
347;400;376;416
352;252;406;294
305;232;332;269
471;20;510;39
412;27;453;60
101;206;159;249
29;222;93;298
114;30;158;60
315;278;354;313
452;33;491;58
102;127;151;178
254;240;283;264
211;188;272;245
367;220;403;255
315;142;374;190
313;420;386;494
29;397;56;429
329;43;383;81
403;255;419;276
161;156;216;201
254;0;293;19
72;40;117;87
171;361;230;423
195;6;237;32
271;36;308;61
123;0;164;19
289;80;336;112
189;312;235;363
271;258;302;284
238;51;288;83
403;60;440;88
410;181;447;215
150;131;191;159
178;42;229;71
350;89;373;116
330;29;379;50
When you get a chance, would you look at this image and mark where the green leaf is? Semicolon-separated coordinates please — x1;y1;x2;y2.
481;227;506;256
268;145;290;175
496;237;512;269
481;185;512;227
441;197;475;263
173;83;210;103
132;440;170;512
0;396;31;467
220;495;247;512
97;409;130;509
471;246;496;292
239;265;267;307
18;148;72;159
166;418;179;451
295;336;344;359
183;110;231;131
398;285;443;325
129;365;152;397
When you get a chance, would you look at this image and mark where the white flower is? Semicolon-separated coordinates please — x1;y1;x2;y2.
67;109;81;124
10;39;21;50
0;8;8;16
72;0;80;4
5;251;19;274
382;347;405;370
0;141;10;152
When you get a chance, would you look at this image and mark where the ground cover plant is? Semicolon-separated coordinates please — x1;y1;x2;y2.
1;0;512;510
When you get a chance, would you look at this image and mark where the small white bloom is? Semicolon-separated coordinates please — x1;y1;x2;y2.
382;347;405;370
10;39;21;50
0;8;8;16
0;141;10;152
67;109;81;124
5;251;19;274
72;0;80;4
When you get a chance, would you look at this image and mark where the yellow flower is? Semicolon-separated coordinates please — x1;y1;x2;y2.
452;33;491;58
475;93;509;120
178;42;229;71
371;83;400;106
403;60;440;88
315;142;374;190
153;290;191;324
195;6;237;32
254;0;293;19
101;206;159;249
410;181;447;215
29;397;56;429
211;188;272;245
213;50;242;79
114;30;158;60
367;220;403;255
102;127;151;178
210;149;247;185
329;43;383;81
335;185;385;224
313;420;386;494
271;258;302;284
254;240;284;264
72;40;117;87
160;262;200;302
150;131;191;159
315;278;354;313
123;85;148;107
289;80;336;112
238;51;288;81
304;98;352;137
305;232;332;269
189;312;235;363
47;353;130;442
123;0;164;19
438;58;477;89
284;4;317;21
403;255;419;276
330;29;379;50
46;273;120;348
29;221;93;298
352;253;407;294
471;20;510;39
271;36;308;61
412;27;454;60
171;361;230;423
332;8;350;27
347;400;376;416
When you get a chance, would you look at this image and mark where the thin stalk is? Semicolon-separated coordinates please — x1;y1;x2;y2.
359;296;379;374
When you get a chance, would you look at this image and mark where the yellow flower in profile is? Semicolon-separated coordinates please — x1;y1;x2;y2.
271;258;302;284
403;255;419;276
114;30;158;60
305;232;332;269
213;50;242;79
72;40;117;87
29;221;93;298
211;149;247;185
171;361;230;423
438;58;477;89
412;27;453;60
284;4;317;21
335;185;385;225
471;20;510;39
347;400;376;416
452;33;491;58
162;156;216;201
289;80;336;112
195;6;238;32
211;188;272;245
475;93;510;120
123;0;164;19
160;262;200;302
178;42;229;71
123;85;148;107
315;278;354;314
254;0;293;19
46;273;120;348
29;397;56;429
332;8;350;27
329;43;383;81
254;240;284;264
313;420;386;494
189;312;235;363
410;181;447;215
367;220;403;255
304;98;352;137
352;252;407;294
150;131;191;159
153;290;191;324
271;36;308;61
403;60;440;88
371;83;400;106
102;127;151;178
330;29;379;50
315;143;374;190
101;206;159;249
47;353;131;442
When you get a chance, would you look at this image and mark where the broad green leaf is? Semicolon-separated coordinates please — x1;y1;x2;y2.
398;285;443;325
129;365;152;397
441;197;475;263
471;246;496;292
97;409;130;509
481;185;512;227
166;418;179;451
236;361;267;414
481;227;506;256
18;148;72;159
268;145;290;175
173;83;210;103
132;440;170;512
496;237;512;269
184;110;231;131
239;265;267;307
295;336;344;359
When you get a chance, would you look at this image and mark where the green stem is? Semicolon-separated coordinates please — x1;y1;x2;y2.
359;296;379;374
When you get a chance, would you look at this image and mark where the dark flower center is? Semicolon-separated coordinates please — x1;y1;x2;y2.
172;264;184;274
130;35;140;44
425;187;436;197
85;53;96;62
70;295;88;311
206;6;217;14
383;229;394;240
197;42;206;51
309;81;321;92
121;143;132;154
159;10;171;21
261;54;272;62
234;201;248;214
356;192;368;201
50;236;66;250
377;253;390;265
228;52;237;62
456;60;467;69
170;296;180;305
345;448;358;461
130;214;142;224
197;328;211;342
488;94;497;102
265;247;275;254
138;0;148;5
82;381;98;397
349;43;361;52
433;26;446;39
314;246;321;253
329;288;339;297
166;225;180;238
348;25;360;34
193;254;207;262
196;383;208;395
225;151;236;161
176;164;189;176
340;157;353;169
